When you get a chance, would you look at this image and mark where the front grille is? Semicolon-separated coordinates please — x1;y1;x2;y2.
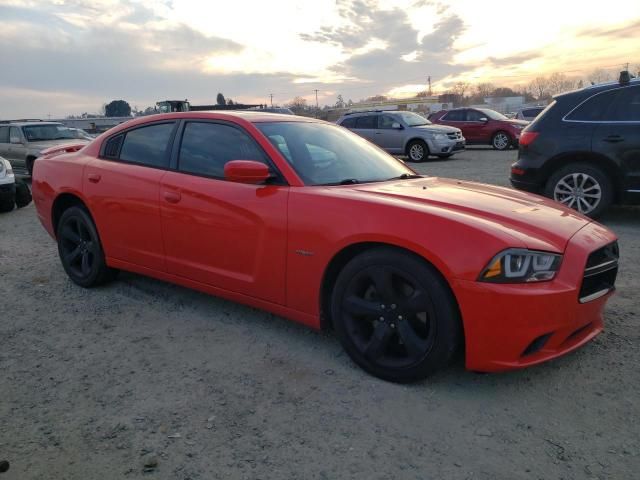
579;242;619;303
447;131;463;140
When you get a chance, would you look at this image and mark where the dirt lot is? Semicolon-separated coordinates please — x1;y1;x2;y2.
1;148;638;479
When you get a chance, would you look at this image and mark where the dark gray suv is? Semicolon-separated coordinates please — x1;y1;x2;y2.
337;110;465;161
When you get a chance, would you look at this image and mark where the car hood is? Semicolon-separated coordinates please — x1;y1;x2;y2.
505;119;529;127
351;177;591;252
412;124;460;134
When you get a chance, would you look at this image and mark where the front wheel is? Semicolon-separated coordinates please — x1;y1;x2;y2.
57;206;118;287
406;140;429;162
544;163;613;218
491;131;511;150
331;248;461;383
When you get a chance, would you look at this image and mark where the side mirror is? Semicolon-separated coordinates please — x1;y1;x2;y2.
391;122;403;129
479;117;488;123
224;160;271;184
10;136;22;144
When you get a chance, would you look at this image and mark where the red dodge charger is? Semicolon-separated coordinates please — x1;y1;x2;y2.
32;111;619;382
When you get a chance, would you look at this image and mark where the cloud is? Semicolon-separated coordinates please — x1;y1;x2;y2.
577;19;640;39
487;51;540;67
300;0;467;96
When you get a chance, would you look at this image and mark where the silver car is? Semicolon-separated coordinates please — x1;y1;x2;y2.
0;121;89;175
337;110;465;161
515;106;545;122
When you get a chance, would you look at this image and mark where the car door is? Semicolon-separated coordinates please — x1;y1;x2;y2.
375;114;405;153
84;121;177;271
593;85;640;193
0;126;10;160
159;120;288;304
464;109;491;142
7;127;27;169
437;110;468;139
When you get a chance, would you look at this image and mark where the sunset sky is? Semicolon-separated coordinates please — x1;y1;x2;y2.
1;0;639;118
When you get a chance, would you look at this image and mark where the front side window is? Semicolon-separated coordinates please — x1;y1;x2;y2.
257;121;414;185
119;123;175;168
393;112;430;126
565;90;620;122
340;117;357;128
603;86;640;122
178;122;267;178
378;115;397;129
466;110;486;122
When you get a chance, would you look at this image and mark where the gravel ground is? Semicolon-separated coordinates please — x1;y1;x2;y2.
1;148;638;479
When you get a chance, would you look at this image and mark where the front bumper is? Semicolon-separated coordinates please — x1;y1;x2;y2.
453;222;617;372
429;137;466;155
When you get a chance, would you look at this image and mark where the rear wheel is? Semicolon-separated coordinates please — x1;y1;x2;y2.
407;140;429;162
544;163;613;218
15;181;32;208
491;131;511;150
57;206;118;287
331;248;461;383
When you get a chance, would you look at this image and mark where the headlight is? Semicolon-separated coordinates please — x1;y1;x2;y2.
433;133;448;140
479;249;562;283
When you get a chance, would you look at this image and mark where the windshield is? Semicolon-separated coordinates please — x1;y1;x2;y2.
22;124;75;141
394;111;431;126
257;122;415;185
477;108;509;121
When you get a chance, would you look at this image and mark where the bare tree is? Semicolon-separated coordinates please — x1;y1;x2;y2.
452;81;470;98
475;82;495;98
530;76;550;100
286;96;308;114
588;69;612;85
547;73;576;96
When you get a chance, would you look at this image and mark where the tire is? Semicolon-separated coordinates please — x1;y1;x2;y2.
15;181;32;208
26;157;35;177
544;163;613;218
406;140;429;162
0;195;14;213
491;131;511;150
56;206;118;287
330;247;462;383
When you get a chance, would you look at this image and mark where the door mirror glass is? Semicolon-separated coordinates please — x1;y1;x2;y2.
10;136;22;144
224;160;271;184
391;122;402;129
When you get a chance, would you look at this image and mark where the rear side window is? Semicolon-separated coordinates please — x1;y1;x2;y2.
442;110;465;121
340;117;357;128
178;122;267;179
0;127;8;143
103;134;124;159
565;90;620;121
355;115;377;129
119;123;175;168
603;86;640;122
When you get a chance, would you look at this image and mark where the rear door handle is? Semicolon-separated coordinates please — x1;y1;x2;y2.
87;173;101;183
603;135;624;143
163;191;181;204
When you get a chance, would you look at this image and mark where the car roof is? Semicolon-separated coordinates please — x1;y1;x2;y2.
556;77;640;100
0;121;63;127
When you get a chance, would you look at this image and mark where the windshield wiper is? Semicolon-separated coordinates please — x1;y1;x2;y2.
318;178;360;186
386;173;423;181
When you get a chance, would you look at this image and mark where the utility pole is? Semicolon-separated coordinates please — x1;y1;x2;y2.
427;76;432;97
314;89;319;118
269;93;273;107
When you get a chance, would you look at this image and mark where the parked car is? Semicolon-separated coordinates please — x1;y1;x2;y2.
515;106;545;122
511;74;640;218
33;111;618;382
253;107;295;115
337;110;465;161
0;121;90;176
68;127;96;141
0;156;32;212
430;108;528;150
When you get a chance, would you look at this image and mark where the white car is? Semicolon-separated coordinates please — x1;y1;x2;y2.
0;156;31;212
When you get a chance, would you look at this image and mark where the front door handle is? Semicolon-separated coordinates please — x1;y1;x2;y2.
603;135;624;143
163;191;181;204
87;173;101;183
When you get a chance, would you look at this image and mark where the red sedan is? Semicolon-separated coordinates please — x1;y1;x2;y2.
32;112;618;382
430;108;528;150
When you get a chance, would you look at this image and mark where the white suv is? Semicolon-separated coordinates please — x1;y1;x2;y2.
0;156;32;213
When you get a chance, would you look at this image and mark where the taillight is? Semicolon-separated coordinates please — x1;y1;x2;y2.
511;166;525;176
519;131;539;147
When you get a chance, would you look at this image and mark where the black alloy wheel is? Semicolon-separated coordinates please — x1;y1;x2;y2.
57;206;118;287
331;248;461;382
